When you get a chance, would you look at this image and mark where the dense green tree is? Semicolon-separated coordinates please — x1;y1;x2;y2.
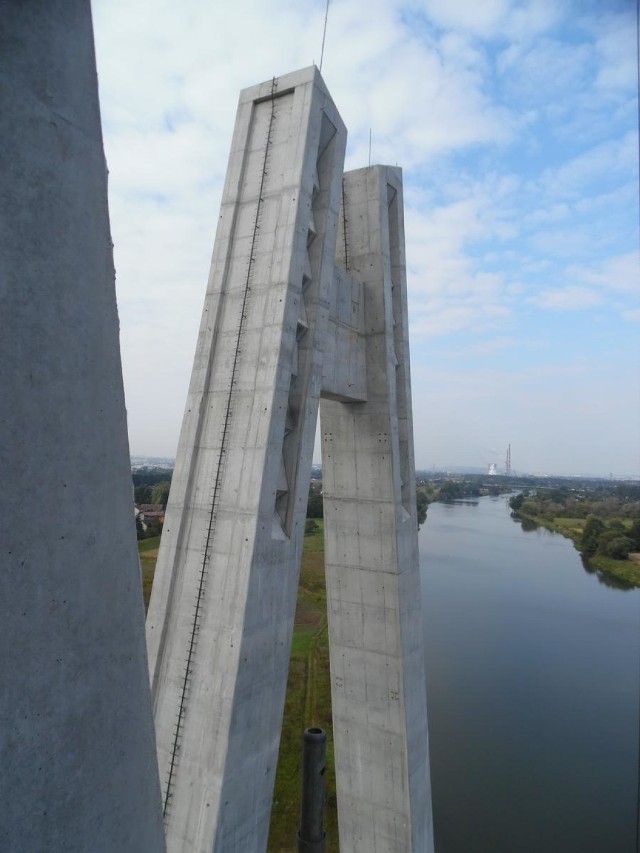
581;517;606;555
628;519;640;551
416;490;428;527
151;480;171;508
307;492;324;519
134;484;152;504
132;468;173;488
616;484;640;501
509;493;525;512
438;480;462;500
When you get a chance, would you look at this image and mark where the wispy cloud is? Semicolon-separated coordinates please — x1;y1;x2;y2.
530;285;604;311
527;253;639;316
567;252;639;295
92;0;639;475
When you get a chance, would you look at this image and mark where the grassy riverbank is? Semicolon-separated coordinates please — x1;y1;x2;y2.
138;525;338;851
516;514;640;587
139;535;161;610
267;522;338;852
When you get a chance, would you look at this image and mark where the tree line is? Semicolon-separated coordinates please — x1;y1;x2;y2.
132;467;527;541
509;487;640;561
133;468;172;540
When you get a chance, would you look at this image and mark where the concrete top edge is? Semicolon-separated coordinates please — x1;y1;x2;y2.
344;165;404;188
239;65;332;104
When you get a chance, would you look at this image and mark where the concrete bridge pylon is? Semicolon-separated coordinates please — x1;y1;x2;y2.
1;3;165;850
322;166;434;852
146;66;349;851
2;3;432;846
147;66;434;853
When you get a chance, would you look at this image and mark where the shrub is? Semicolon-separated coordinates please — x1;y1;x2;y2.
305;519;319;535
628;519;640;551
597;535;632;560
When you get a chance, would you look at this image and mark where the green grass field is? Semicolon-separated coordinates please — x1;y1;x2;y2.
138;524;338;850
139;535;161;610
268;522;338;852
589;553;640;586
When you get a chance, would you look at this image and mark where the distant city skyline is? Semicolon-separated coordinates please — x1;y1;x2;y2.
131;453;639;482
93;0;639;479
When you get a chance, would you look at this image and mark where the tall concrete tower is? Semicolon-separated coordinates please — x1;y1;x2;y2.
322;166;434;851
146;67;348;851
0;3;165;851
148;68;434;852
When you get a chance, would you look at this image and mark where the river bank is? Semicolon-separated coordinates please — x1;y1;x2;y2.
421;495;640;852
512;512;640;587
139;495;640;851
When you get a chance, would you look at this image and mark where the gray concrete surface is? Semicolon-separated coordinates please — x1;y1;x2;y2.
322;267;367;403
320;166;435;852
146;67;347;852
0;3;165;851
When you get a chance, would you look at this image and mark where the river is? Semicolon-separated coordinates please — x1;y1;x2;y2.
420;495;640;853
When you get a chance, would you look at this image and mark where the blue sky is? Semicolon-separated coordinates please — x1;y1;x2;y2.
93;0;639;477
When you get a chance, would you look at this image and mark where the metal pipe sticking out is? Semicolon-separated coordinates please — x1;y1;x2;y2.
297;727;327;852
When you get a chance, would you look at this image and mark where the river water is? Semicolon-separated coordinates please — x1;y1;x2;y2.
419;495;640;853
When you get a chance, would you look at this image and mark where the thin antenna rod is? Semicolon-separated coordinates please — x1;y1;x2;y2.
635;18;640;853
319;0;330;72
368;128;372;166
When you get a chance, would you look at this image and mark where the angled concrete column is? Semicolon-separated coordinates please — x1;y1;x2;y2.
320;166;434;852
0;3;165;851
146;67;346;852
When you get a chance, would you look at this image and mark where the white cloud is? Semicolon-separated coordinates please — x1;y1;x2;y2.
523;203;571;228
469;336;519;354
566;252;639;296
420;0;510;37
529;285;604;311
419;0;561;41
538;131;637;199
525;253;639;316
90;0;638;474
591;10;637;93
503;0;561;41
497;37;592;98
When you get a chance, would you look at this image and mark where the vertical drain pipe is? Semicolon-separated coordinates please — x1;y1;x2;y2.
297;727;327;852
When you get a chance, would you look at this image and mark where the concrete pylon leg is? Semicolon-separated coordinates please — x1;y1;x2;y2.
0;3;165;851
320;167;435;852
146;68;346;852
